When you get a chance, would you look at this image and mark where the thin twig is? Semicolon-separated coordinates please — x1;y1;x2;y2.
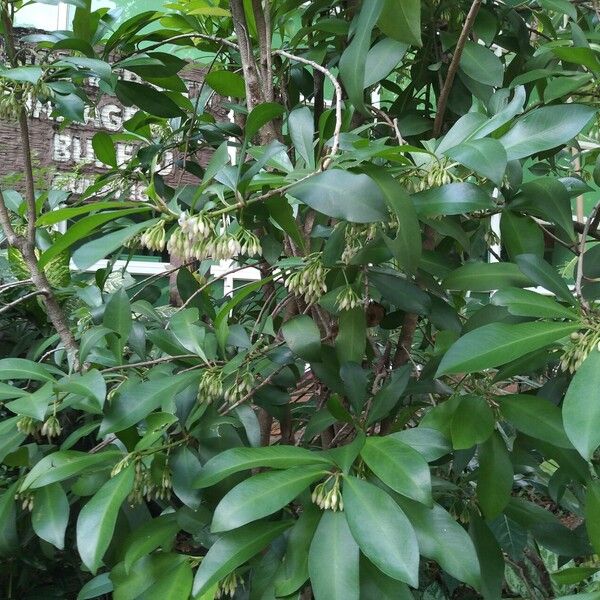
0;279;33;293
0;290;45;314
100;354;199;373
432;0;482;137
575;202;600;311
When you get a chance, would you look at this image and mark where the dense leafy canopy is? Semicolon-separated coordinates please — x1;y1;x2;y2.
1;0;600;598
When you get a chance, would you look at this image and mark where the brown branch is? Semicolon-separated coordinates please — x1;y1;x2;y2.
432;0;482;137
575;202;600;311
0;7;80;367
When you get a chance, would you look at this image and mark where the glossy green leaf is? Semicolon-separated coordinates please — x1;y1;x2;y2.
115;80;184;117
170;446;203;509
288;106;315;169
21;450;121;490
396;496;481;589
511;178;576;242
451;395;495;449
359;556;413;599
491;288;577;320
391;428;452;462
0;358;56;382
377;0;421;46
336;309;366;364
361;436;432;505
92;132;117;168
477;432;513;518
77;573;113;600
339;0;384;112
445;138;507;185
437;321;579;375
364;39;408;87
122;514;179;573
245;102;285;139
309;511;359;600
368;168;421;274
32;483;69;550
515;253;576;304
500;211;544;260
443;262;531;291
99;370;199;435
411;183;494;217
563;349;600;459
290;170;387;223
499;104;595;160
274;506;321;596
0;484;18;556
469;514;504;600
192;521;291;596
370;271;430;314
103;288;132;342
205;70;246;98
586;480;600;555
194;446;333;488
38;208;150;269
72;220;158;271
343;476;419;587
282;315;321;362
498;394;572;448
76;466;135;574
211;465;326;532
460;41;503;87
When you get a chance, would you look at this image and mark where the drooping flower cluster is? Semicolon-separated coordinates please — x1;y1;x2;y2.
560;328;600;373
342;223;378;264
15;492;35;512
215;572;242;599
16;416;39;436
126;458;173;505
197;367;224;404
224;370;255;404
336;285;363;311
41;415;62;440
140;219;167;252
165;211;261;261
312;474;343;511
284;257;329;304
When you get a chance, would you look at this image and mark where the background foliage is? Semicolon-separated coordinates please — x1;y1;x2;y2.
1;0;600;598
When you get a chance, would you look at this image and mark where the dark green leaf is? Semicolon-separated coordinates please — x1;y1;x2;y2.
339;0;384;112
377;0;421;46
32;483;69;550
586;480;600;555
491;288;577;320
309;511;359;600
499;104;595;160
290;170;387;223
498;394;572;448
343;476;419;587
274;506;321;596
211;466;327;532
460;41;503;87
282;315;321;362
336;309;366;364
194;446;333;488
445;138;507;185
103;288;132;342
469;514;505;600
361;436;432;505
450;395;495;449
76;466;135;574
92;132;117;168
115;80;184;118
205;70;246;98
443;262;531;291
563;349;600;459
395;497;481;590
437;321;578;375
192;521;291;597
100;370;199;435
477;432;513;518
515;253;576;304
412;183;493;217
245;102;285;139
